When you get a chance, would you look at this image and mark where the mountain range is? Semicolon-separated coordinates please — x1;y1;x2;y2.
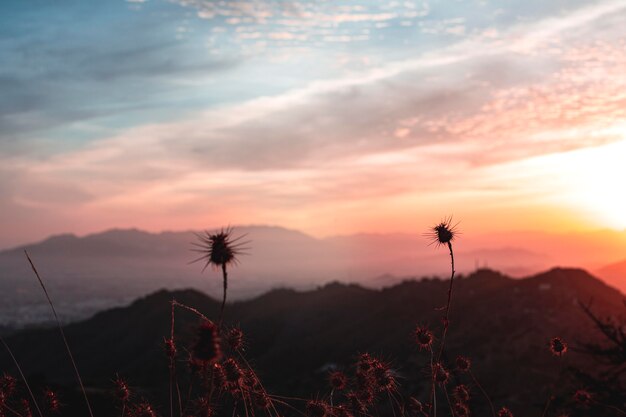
0;267;624;417
0;225;625;325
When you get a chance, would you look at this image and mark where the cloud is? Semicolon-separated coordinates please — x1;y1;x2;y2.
0;2;240;140
2;0;626;245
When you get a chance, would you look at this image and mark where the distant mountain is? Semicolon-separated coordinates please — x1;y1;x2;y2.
1;226;624;325
596;258;626;291
1;267;624;416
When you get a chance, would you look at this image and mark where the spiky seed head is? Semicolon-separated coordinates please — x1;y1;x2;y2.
212;363;227;390
192;320;222;364
414;326;434;349
43;389;60;413
372;363;396;392
191;228;249;272
0;374;16;398
227;328;244;351
498;407;513;417
254;393;271;410
356;353;375;373
243;369;260;389
454;384;470;403
453;402;469;417
223;358;243;384
455;356;471;372
306;401;328;417
334;405;353;417
113;376;130;402
426;217;458;247
132;402;157;417
345;392;367;414
21;400;32;417
356;388;374;405
164;338;177;359
433;363;449;385
573;389;592;406
329;371;348;390
550;337;568;356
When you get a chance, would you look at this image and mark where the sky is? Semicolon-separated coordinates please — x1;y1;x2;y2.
1;0;626;249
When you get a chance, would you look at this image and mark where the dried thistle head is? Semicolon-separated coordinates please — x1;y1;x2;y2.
573;389;592;406
192;320;222;364
433;363;449;385
414;326;434;350
453;402;469;417
426;217;458;247
164;338;177;359
191;227;249;271
455;355;471;372
334;405;354;417
43;389;60;413
453;384;470;403
254;393;271;410
306;401;329;417
21;400;32;417
550;337;568;357
223;358;244;385
226;328;245;351
113;376;130;402
132;402;157;417
329;371;348;390
0;374;16;398
497;407;513;417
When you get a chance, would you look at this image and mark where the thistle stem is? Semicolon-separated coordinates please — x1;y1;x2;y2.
219;263;228;325
469;371;496;417
437;241;455;361
24;250;94;417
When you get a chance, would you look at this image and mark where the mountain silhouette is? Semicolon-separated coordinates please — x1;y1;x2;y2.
1;267;624;416
5;226;625;326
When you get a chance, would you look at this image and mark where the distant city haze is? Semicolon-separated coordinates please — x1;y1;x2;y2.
1;225;624;326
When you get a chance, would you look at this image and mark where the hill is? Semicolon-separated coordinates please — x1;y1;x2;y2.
1;267;624;416
5;226;626;326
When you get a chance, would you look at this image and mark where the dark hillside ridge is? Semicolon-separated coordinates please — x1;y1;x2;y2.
1;267;624;416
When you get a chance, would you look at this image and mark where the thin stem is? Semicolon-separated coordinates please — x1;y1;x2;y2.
429;346;436;417
540;356;565;417
0;336;43;417
437;242;455;362
169;302;175;417
219;263;228;325
2;403;24;417
469;371;495;417
24;250;94;417
172;300;210;321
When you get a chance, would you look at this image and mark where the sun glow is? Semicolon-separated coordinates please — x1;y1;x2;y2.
546;135;626;230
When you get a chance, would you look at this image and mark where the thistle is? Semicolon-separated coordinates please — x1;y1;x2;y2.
191;227;249;324
455;355;471;372
414;326;434;350
192;320;222;365
426;217;459;359
498;407;513;417
550;337;568;357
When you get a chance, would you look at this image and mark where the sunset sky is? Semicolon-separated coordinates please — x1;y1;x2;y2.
1;0;626;249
